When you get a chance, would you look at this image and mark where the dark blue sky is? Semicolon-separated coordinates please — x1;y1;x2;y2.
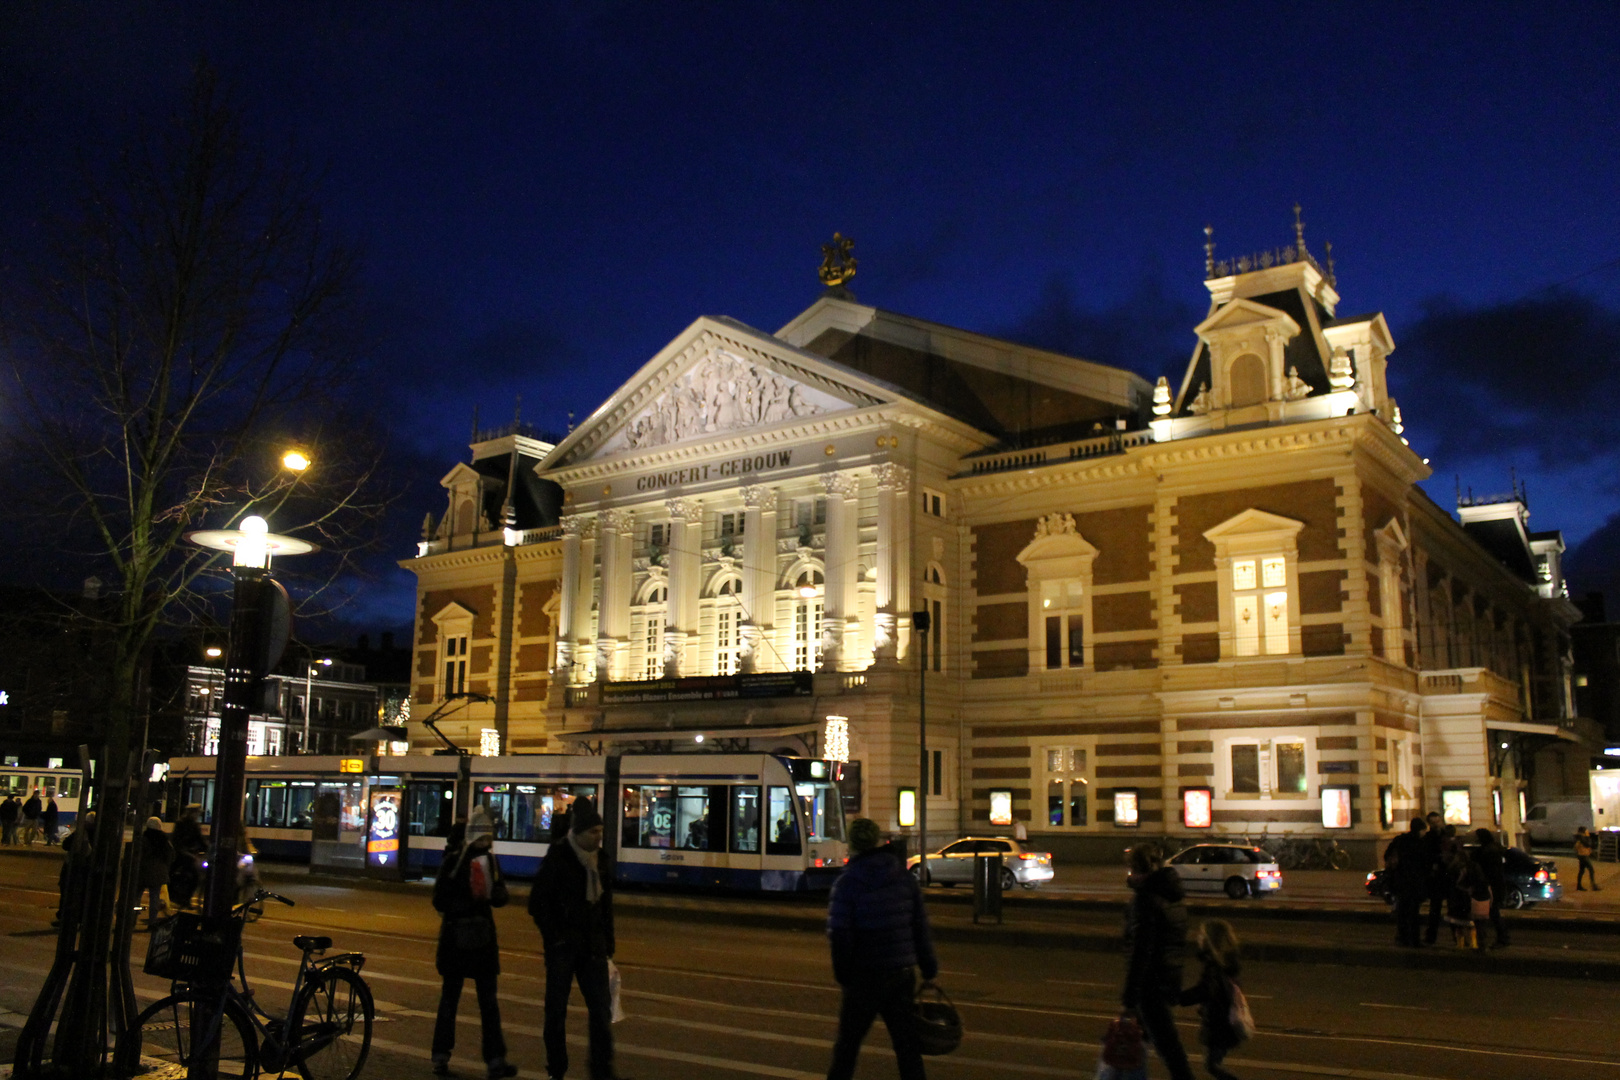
5;5;1618;632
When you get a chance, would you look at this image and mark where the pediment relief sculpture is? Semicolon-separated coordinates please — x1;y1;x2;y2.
615;350;837;452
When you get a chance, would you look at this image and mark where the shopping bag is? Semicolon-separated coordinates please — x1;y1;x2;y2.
912;983;963;1056
1100;1014;1145;1070
608;959;626;1023
1470;886;1492;921
1229;982;1256;1043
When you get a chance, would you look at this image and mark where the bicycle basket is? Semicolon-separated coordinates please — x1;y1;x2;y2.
912;983;963;1056
144;912;242;983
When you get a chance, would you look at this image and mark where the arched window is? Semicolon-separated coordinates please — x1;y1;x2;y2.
922;562;947;673
1228;352;1267;407
713;576;742;675
455;499;475;535
792;569;824;672
636;583;668;680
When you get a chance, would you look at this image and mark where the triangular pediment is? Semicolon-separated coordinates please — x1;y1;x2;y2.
1194;297;1300;340
1203;508;1305;542
542;316;904;468
439;462;488;489
430;600;477;624
1016;513;1100;566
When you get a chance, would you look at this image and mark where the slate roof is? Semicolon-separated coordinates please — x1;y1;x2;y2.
1175;285;1336;417
1461;518;1537;583
473;451;563;530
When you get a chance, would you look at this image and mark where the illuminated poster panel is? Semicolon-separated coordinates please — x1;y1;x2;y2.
988;789;1013;827
1321;786;1352;829
1113;789;1139;828
1379;785;1393;830
1182;787;1213;829
1442;786;1471;826
365;787;404;873
897;788;917;828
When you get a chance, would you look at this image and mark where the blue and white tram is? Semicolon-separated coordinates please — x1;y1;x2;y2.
0;764;86;835
162;752;849;891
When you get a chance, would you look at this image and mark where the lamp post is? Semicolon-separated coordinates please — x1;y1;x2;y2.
186;516;314;919
304;656;332;754
913;607;931;870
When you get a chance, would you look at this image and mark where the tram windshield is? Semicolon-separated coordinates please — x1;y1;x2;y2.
795;782;846;843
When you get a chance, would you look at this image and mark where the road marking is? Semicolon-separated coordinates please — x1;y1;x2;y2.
1357;1002;1428;1011
1045;978;1114;987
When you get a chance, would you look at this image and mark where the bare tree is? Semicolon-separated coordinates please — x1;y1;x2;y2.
2;64;388;1075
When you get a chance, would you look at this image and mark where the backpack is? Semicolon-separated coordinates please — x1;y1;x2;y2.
1228;980;1255;1043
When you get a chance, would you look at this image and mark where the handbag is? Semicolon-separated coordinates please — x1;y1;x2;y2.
449;915;495;950
912;983;962;1056
1100;1014;1145;1070
608;959;626;1023
1228;981;1255;1043
1470;886;1492;921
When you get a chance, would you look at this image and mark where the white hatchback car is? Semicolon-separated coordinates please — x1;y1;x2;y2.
1165;844;1281;899
908;837;1055;890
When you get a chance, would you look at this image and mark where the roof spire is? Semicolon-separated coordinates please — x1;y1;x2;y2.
1293;202;1307;257
1203;225;1215;278
502;395;522;530
818;232;858;300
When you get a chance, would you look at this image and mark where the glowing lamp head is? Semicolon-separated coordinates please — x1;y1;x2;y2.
204;646;223;659
235;515;270;568
282;449;311;472
797;584;819;599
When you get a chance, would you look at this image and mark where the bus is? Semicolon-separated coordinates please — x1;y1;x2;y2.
162;752;850;891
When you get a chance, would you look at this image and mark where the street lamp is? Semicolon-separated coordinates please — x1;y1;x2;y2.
304;656;333;754
913;607;931;871
282;448;311;472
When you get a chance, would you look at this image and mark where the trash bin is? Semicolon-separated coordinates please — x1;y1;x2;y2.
973;851;1003;924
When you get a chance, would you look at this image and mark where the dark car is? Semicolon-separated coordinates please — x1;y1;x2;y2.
1365;845;1562;909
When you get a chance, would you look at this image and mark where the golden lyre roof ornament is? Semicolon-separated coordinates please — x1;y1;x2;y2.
818;232;858;297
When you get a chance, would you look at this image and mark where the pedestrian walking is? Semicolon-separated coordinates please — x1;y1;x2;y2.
1575;827;1601;891
823;817;937;1080
1420;810;1445;944
168;805;206;910
1471;828;1511;948
431;822;517;1079
1383;817;1429;947
139;817;173;928
0;794;18;845
1121;842;1195;1080
54;812;95;928
529;797;620;1080
21;790;43;845
1179;920;1247;1080
42;797;60;845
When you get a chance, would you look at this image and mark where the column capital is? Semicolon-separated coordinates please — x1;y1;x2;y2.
560;514;587;538
600;508;632;534
874;462;910;490
665;497;698;521
740;484;774;510
820;471;860;499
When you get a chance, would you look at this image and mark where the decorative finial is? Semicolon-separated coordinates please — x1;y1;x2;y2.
818;232;858;294
1203;225;1215;278
1152;376;1172;416
1324;240;1335;286
1293;203;1307;256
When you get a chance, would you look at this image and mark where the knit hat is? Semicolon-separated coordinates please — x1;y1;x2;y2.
570;797;603;834
145;816;164;831
848;817;882;853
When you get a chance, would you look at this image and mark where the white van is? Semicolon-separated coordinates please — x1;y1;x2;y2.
1524;798;1593;845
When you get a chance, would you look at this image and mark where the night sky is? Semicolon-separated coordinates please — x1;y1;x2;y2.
4;5;1618;635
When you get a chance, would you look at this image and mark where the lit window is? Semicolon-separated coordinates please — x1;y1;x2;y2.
1225;737;1309;798
719;512;745;538
641;586;667;680
1231;557;1288;656
793;569;824;672
1041;580;1085;670
1043;746;1090;827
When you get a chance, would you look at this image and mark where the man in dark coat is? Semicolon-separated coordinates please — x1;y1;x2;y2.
1471;828;1512;948
1383;817;1429;946
530;797;617;1080
431;823;516;1079
1122;842;1194;1080
42;797;60;844
0;794;18;845
824;817;938;1080
21;791;42;845
1420;811;1445;944
168;806;206;910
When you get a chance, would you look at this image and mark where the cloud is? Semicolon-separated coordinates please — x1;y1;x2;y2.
1391;290;1620;466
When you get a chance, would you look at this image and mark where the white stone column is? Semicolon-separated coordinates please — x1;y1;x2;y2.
595;509;633;681
873;464;908;661
821;471;860;671
665;497;700;677
556;515;583;678
894;471;914;661
739;484;776;673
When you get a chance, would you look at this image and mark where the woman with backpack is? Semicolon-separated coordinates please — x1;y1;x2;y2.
430;822;518;1079
1179;920;1251;1080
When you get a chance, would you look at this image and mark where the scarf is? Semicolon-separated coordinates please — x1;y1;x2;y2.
567;832;602;904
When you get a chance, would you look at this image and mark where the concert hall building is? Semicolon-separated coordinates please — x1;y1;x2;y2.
402;226;1592;861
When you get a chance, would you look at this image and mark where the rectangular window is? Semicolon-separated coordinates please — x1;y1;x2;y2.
1234;594;1260;656
622;784;676;848
1232;558;1288;656
922;488;945;517
1040;579;1085;670
766;785;801;855
1045;616;1062;669
644;617;663;679
1067;614;1083;667
649;523;667;548
1263;592;1289;654
718;512;745;537
716;608;738;675
1042;745;1089;827
1230;744;1261;793
931;749;943;796
731;785;761;853
676;785;719;850
406;781;456;837
795;499;827;528
932;599;943;672
1275;740;1307;794
443;635;468;697
794;600;822;671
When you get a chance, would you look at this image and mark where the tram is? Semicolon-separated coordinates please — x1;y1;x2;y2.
0;764;87;835
162;752;850;891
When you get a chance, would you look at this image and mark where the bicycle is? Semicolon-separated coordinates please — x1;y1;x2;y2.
119;887;375;1080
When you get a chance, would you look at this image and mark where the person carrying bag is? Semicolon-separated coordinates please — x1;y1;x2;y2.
431;822;518;1080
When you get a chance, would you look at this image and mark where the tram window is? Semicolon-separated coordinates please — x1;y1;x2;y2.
406;782;454;836
766;786;801;856
730;786;761;853
56;776;80;800
622;785;676;848
287;783;316;829
676;786;724;851
246;781;291;828
314;782;362;835
794;782;846;843
185;779;216;823
474;785;512;841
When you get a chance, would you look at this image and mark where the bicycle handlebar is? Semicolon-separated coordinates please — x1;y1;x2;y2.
259;889;295;907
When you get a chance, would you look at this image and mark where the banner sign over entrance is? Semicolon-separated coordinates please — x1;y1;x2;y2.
601;670;813;705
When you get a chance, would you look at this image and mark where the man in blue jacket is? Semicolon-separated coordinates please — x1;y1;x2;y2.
825;817;938;1080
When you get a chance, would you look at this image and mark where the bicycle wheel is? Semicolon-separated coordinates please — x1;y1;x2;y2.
1329;848;1351;870
289;966;374;1080
122;990;258;1079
